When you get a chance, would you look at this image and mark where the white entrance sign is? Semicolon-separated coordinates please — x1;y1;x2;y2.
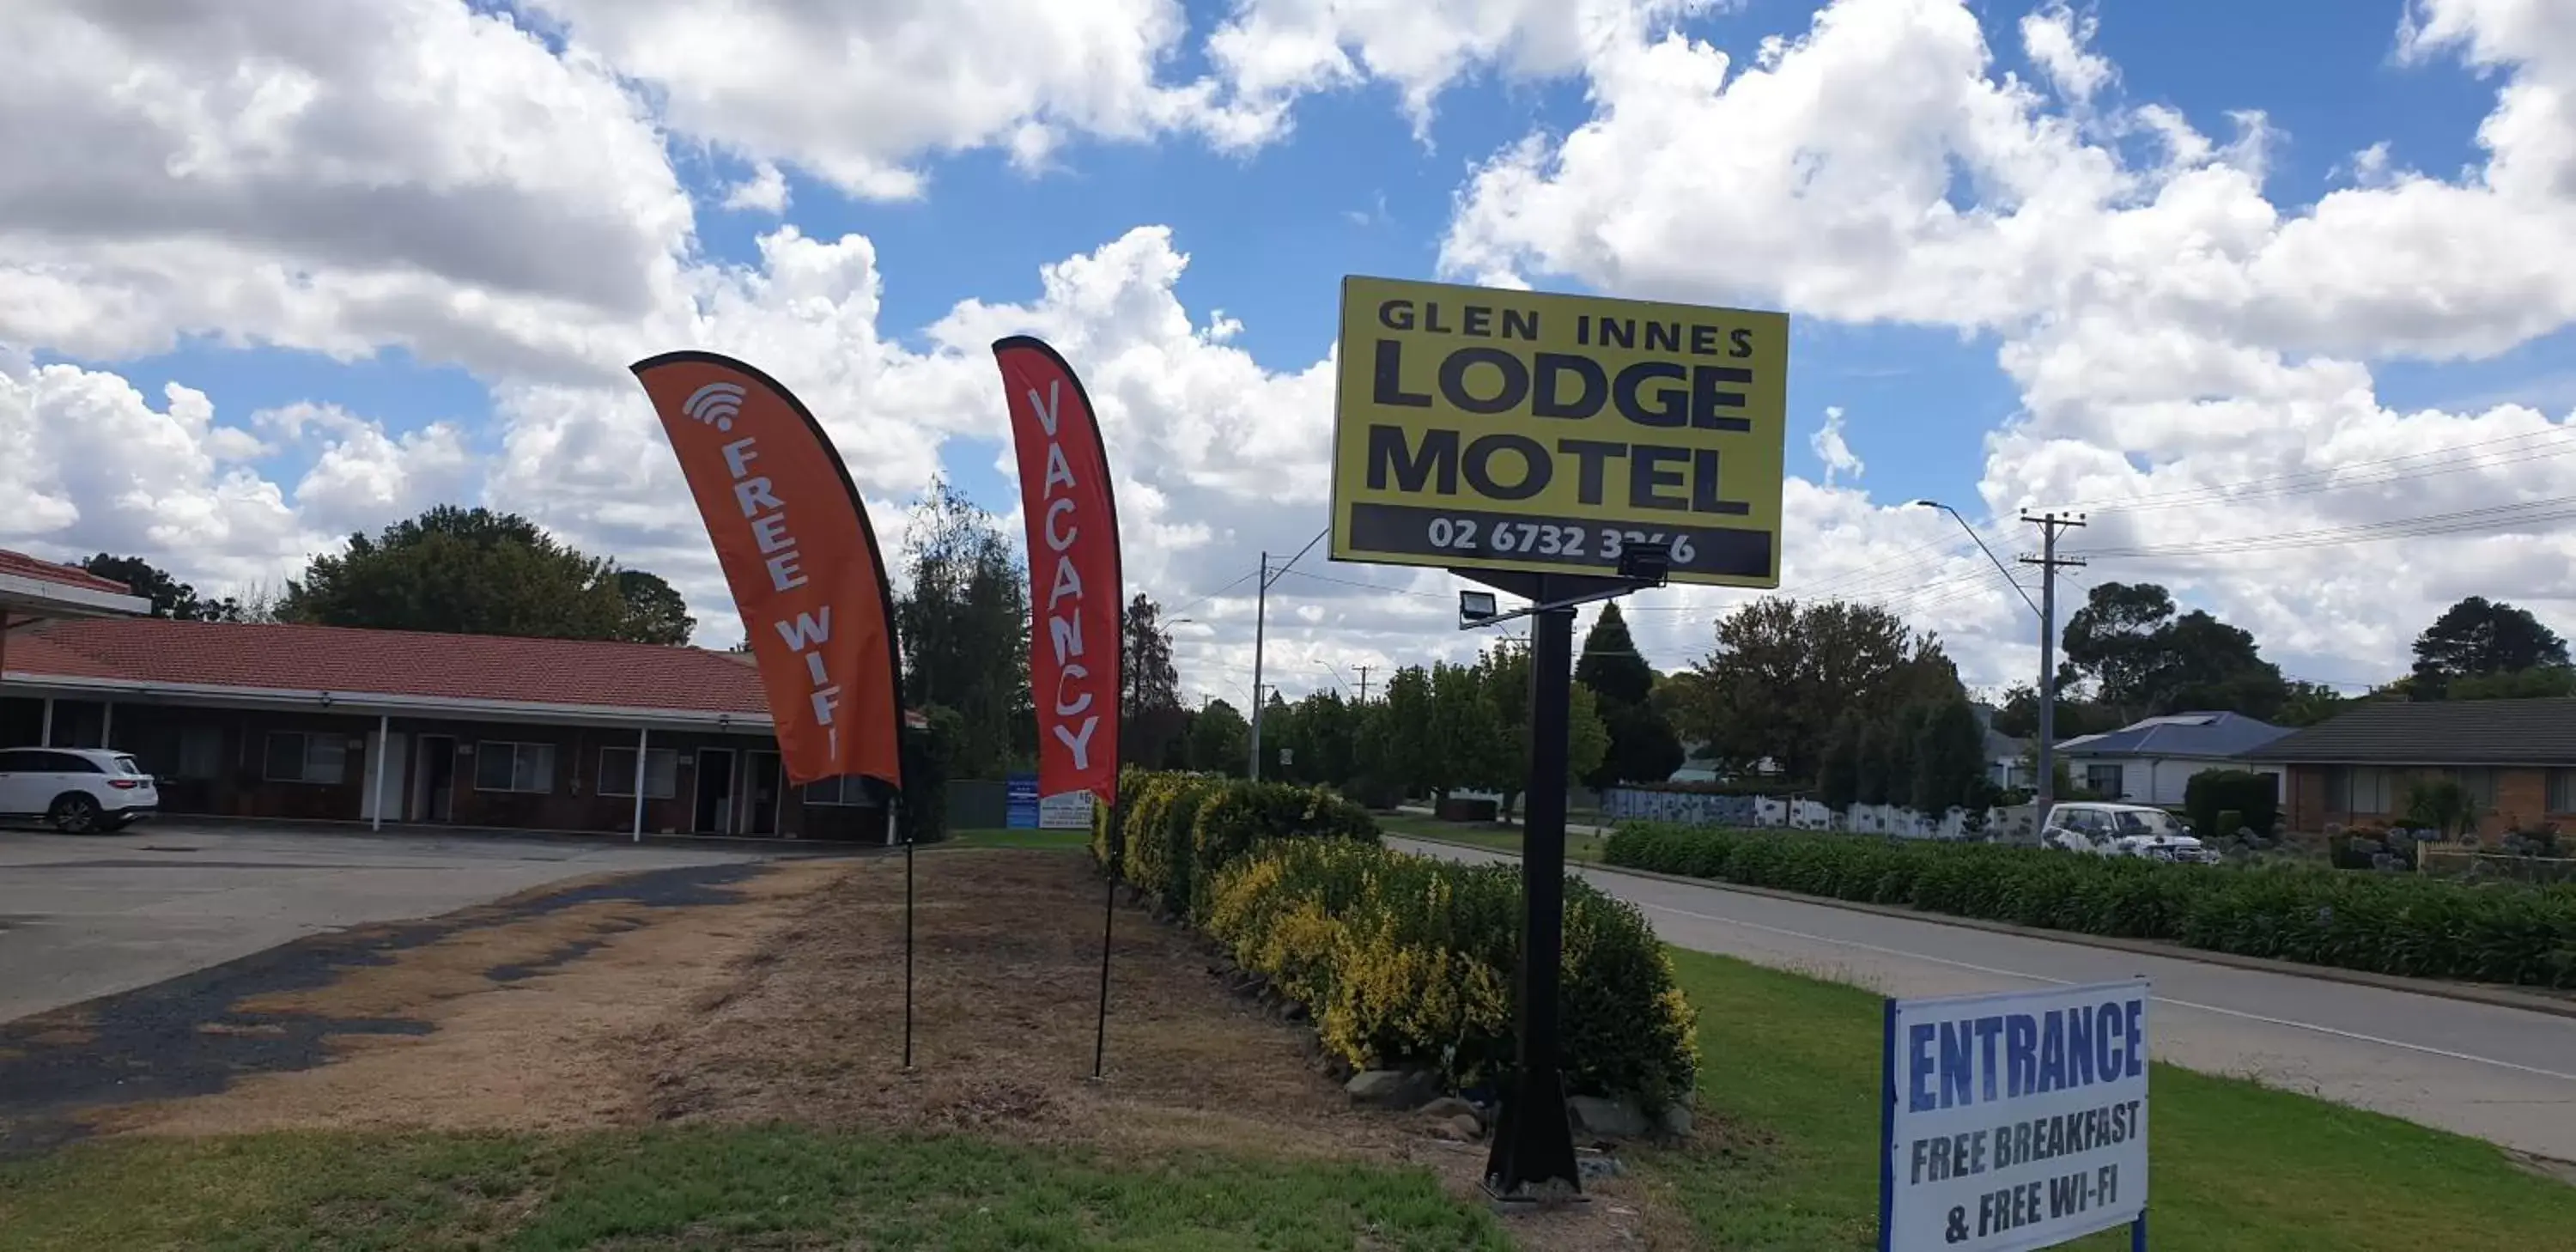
1880;981;2150;1252
1037;790;1096;830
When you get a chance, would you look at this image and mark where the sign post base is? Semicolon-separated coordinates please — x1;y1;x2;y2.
1467;569;1595;1200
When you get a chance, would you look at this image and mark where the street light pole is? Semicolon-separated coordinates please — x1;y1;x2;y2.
2017;512;2087;816
1911;500;2038;617
1249;551;1268;780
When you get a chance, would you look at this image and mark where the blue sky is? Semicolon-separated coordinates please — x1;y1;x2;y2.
54;0;2517;536
16;0;2571;696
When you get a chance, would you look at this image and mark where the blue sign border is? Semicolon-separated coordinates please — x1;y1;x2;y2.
1877;984;2150;1252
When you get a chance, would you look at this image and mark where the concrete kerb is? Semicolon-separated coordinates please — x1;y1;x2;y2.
1388;830;2576;1023
136;814;882;857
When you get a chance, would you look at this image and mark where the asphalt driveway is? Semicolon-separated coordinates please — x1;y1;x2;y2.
0;820;776;1023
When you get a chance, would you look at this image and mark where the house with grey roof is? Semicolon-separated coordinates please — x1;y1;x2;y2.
1971;702;2032;790
2053;711;2291;806
2243;697;2576;838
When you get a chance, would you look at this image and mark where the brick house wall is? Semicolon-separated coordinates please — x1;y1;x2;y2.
64;700;884;840
2281;763;2571;841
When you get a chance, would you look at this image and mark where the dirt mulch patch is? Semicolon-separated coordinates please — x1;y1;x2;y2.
77;846;1692;1249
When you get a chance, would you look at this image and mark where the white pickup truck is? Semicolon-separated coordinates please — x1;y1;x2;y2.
2040;801;2220;865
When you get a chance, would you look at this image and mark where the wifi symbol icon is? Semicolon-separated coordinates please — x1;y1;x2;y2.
682;381;748;432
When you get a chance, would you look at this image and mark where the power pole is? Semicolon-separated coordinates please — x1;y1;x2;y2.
1249;551;1269;780
1353;665;1375;703
2018;512;2087;822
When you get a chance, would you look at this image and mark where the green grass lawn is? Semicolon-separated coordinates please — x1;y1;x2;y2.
1376;813;1610;863
0;1126;1510;1252
1647;948;2576;1250
939;826;1093;850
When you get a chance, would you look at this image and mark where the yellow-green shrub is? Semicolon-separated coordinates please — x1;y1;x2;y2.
1107;771;1378;916
1204;838;1698;1108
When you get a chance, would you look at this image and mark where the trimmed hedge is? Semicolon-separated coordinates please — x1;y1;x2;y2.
2184;769;2278;841
1205;838;1698;1106
1100;771;1380;920
1606;823;2576;989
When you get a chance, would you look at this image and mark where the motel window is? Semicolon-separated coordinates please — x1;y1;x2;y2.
805;775;869;806
174;726;224;781
2549;770;2576;815
2327;766;2397;816
262;732;347;785
598;746;679;799
2083;763;2123;799
474;741;557;794
2450;767;2499;811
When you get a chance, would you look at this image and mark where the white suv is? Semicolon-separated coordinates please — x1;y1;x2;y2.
2041;802;2219;864
0;747;160;832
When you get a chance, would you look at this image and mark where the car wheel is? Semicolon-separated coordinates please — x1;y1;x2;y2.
49;793;102;834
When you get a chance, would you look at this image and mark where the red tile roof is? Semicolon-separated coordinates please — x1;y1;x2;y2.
8;617;772;715
0;550;134;596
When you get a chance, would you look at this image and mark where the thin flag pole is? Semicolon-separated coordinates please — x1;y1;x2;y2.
897;797;914;1071
1092;798;1118;1080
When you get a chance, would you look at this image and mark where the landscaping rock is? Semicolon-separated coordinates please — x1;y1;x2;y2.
1658;1103;1695;1139
1576;1148;1626;1180
1442;1112;1485;1141
1567;1095;1652;1140
1346;1068;1439;1109
1415;1096;1479;1122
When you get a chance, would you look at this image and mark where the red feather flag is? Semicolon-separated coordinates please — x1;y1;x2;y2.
993;336;1122;822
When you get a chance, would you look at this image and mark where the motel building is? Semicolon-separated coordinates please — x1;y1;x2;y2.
0;550;893;840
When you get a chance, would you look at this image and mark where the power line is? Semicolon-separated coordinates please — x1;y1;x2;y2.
1162;568;1257;622
2078;495;2576;560
1271;566;1449;599
2049;425;2576;516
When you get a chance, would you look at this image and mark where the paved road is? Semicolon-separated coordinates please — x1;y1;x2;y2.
1392;836;2576;1162
0;822;766;1023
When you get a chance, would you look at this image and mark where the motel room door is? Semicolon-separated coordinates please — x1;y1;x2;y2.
694;748;737;835
743;750;781;836
361;730;408;824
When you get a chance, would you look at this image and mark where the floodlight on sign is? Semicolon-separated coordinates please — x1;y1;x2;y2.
1617;538;1673;586
1460;590;1499;629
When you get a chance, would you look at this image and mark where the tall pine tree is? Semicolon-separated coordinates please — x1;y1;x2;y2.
1575;602;1684;788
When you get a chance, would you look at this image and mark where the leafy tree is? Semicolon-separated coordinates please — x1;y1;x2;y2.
1187;700;1250;775
1121;593;1188;768
1595;702;1685;788
1910;698;1989;813
1987;679;2119;740
1567;684;1611;793
280;506;664;641
2446;666;2576;701
895;480;1030;779
612;569;695;646
1374;666;1437;799
2405;776;2476;842
1885;702;1930;807
1472;643;1611;818
1574;602;1655;705
2061;581;2287;720
1856;720;1897;806
1818;712;1866;810
2412;597;2569;698
79;554;242;621
1287;690;1359;788
1575;602;1684;787
1673;599;1960;781
1261;690;1297;776
1429;660;1505;802
2273;681;2357;727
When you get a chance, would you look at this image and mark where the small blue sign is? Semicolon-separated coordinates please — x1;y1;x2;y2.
1005;774;1040;829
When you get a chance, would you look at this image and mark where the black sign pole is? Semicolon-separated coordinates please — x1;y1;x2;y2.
1473;569;1586;1200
